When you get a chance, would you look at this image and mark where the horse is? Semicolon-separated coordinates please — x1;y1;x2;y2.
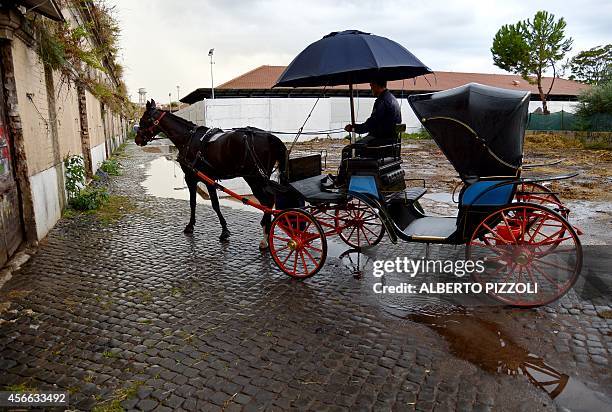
135;99;287;249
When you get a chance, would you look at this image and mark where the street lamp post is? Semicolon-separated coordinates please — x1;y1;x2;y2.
168;92;172;112
208;48;215;99
176;85;180;111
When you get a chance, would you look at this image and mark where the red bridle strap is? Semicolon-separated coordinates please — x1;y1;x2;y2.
143;110;167;134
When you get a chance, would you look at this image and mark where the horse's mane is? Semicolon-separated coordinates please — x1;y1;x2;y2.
165;110;199;129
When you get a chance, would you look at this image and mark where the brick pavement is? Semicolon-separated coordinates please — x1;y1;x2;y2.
0;142;610;411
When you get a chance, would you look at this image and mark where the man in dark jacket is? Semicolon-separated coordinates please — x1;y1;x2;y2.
341;78;402;161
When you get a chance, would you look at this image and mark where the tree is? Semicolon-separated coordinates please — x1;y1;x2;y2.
491;10;573;114
567;44;612;85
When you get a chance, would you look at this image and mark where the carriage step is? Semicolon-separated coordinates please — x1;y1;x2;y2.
386;187;427;203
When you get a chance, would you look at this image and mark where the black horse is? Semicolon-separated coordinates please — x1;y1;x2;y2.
135;100;286;248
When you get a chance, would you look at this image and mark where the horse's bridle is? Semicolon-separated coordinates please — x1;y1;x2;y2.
139;109;167;143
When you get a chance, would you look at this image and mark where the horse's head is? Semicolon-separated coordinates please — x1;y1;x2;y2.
135;99;166;146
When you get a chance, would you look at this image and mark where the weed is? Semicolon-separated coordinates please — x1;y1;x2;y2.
100;159;121;175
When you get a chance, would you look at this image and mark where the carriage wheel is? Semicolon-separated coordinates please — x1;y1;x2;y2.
515;182;568;218
268;209;327;279
468;203;582;307
335;198;385;249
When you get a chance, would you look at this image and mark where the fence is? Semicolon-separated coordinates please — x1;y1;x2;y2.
528;110;612;132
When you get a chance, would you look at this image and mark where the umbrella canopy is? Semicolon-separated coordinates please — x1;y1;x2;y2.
409;83;531;180
274;30;432;87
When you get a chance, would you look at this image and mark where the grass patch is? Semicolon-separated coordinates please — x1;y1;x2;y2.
91;195;136;224
401;129;431;140
69;187;109;211
4;382;37;392
102;350;119;359
100;159;121;176
525;133;583;150
92;380;143;412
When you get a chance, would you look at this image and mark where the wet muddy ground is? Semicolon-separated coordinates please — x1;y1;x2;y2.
0;141;609;411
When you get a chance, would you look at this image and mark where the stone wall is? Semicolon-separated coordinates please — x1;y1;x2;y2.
0;5;129;245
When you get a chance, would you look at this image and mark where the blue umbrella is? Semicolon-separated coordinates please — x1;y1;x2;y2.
275;30;432;87
274;30;432;135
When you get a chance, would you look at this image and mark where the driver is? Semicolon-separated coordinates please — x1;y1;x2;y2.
341;78;402;161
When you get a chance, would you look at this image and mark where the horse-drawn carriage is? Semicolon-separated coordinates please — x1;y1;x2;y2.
263;82;581;307
136;30;582;307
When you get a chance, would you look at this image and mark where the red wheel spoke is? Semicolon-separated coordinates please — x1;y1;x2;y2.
302;247;319;266
362;224;380;238
501;212;518;243
483;222;510;245
300;251;309;275
359;226;371;245
292;250;298;274
531;257;572;272
304;243;323;253
531;262;565;290
282;249;294;265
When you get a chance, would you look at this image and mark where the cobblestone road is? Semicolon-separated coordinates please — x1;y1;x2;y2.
0;142;610;411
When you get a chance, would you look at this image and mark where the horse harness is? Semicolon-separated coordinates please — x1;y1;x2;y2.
180;126;270;181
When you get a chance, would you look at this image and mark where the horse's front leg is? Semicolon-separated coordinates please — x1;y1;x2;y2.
184;174;197;234
206;183;230;241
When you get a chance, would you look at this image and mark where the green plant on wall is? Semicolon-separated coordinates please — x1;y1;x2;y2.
64;154;108;211
64;154;86;200
31;0;136;116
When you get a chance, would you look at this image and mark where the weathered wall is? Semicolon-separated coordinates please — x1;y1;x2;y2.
11;37;55;175
54;71;82;159
85;90;106;173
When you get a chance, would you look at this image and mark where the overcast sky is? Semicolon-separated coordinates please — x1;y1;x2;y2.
108;0;611;103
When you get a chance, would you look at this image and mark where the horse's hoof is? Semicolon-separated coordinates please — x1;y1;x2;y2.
184;225;194;234
259;239;269;250
219;229;231;241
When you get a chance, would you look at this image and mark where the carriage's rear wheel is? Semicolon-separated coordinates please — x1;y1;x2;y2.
335;198;385;249
269;209;327;279
515;182;568;218
468;203;582;307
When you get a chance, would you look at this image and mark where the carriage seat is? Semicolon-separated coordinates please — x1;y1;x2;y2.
400;216;457;241
460;179;514;207
345;156;405;189
288;175;345;204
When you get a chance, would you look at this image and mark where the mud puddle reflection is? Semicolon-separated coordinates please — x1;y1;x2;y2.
336;245;611;410
141;152;256;213
406;312;611;411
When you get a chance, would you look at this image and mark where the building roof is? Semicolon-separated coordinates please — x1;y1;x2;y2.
181;65;589;104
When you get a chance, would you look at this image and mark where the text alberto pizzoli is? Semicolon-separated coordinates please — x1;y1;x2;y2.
371;258;538;295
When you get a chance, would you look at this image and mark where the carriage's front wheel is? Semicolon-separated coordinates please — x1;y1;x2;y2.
467;203;582;307
335;198;385;249
269;209;327;279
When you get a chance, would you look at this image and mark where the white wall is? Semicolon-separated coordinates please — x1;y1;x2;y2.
91;142;106;173
30;164;63;240
176;96;580;141
528;101;578;113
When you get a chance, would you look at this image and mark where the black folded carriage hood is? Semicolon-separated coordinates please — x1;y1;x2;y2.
409;83;530;181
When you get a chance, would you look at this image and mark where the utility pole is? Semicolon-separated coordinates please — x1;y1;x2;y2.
176;85;180;111
208;48;215;99
168;92;172;112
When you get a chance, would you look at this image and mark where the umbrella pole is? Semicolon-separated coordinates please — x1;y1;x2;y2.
349;82;356;153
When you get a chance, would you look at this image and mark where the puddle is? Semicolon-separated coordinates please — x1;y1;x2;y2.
391;310;612;411
141;153;256;212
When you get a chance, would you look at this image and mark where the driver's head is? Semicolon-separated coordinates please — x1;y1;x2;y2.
369;78;387;97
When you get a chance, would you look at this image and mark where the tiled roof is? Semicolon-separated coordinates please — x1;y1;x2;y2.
217;65;588;96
